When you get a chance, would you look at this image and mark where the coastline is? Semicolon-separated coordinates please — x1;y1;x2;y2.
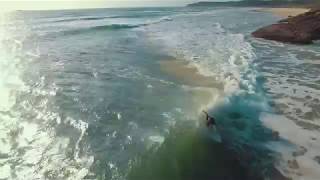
252;7;320;44
255;7;309;18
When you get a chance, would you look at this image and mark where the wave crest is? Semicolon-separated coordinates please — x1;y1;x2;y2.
50;17;173;36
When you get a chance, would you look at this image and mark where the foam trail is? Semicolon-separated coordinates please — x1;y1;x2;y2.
261;113;320;180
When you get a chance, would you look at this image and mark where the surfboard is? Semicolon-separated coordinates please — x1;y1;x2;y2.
203;126;222;143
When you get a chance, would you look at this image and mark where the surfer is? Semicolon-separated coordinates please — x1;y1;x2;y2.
203;111;216;128
202;111;222;143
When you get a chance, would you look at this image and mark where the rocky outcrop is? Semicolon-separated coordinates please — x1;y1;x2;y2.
252;9;320;44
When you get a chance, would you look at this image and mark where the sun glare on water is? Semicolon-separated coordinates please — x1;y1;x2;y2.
0;0;112;12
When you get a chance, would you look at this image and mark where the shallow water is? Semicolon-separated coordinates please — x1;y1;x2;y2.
0;7;319;180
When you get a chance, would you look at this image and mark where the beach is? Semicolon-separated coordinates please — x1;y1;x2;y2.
257;7;309;17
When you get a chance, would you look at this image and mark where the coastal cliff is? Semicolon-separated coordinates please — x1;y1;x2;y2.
252;8;320;44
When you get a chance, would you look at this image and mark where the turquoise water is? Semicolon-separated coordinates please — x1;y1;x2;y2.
0;7;319;180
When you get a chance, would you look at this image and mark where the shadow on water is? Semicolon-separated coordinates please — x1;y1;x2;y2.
127;121;257;180
127;91;291;180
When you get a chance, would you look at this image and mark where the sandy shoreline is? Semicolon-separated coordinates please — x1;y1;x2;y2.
257;8;310;18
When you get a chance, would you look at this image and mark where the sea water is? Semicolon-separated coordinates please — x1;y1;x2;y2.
0;7;319;180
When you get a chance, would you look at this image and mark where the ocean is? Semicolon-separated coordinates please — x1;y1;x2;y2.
0;7;319;180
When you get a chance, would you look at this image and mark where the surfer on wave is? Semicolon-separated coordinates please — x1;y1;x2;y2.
203;111;216;128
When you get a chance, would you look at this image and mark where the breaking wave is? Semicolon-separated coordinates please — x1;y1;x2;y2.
144;9;287;179
53;17;173;36
52;14;167;23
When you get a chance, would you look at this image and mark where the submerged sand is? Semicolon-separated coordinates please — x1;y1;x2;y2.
159;60;222;88
159;60;222;114
257;8;309;18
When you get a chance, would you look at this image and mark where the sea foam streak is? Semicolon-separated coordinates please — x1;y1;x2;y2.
253;38;320;180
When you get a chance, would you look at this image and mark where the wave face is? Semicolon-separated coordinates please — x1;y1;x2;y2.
51;15;169;23
92;24;142;30
57;24;143;36
1;7;320;180
53;16;112;23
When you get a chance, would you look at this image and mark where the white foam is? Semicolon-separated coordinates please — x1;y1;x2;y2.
261;113;320;180
0;22;94;179
117;112;122;120
146;14;256;98
149;135;165;144
0;165;10;179
0;40;27;111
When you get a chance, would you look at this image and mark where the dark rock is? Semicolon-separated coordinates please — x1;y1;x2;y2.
252;9;320;44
